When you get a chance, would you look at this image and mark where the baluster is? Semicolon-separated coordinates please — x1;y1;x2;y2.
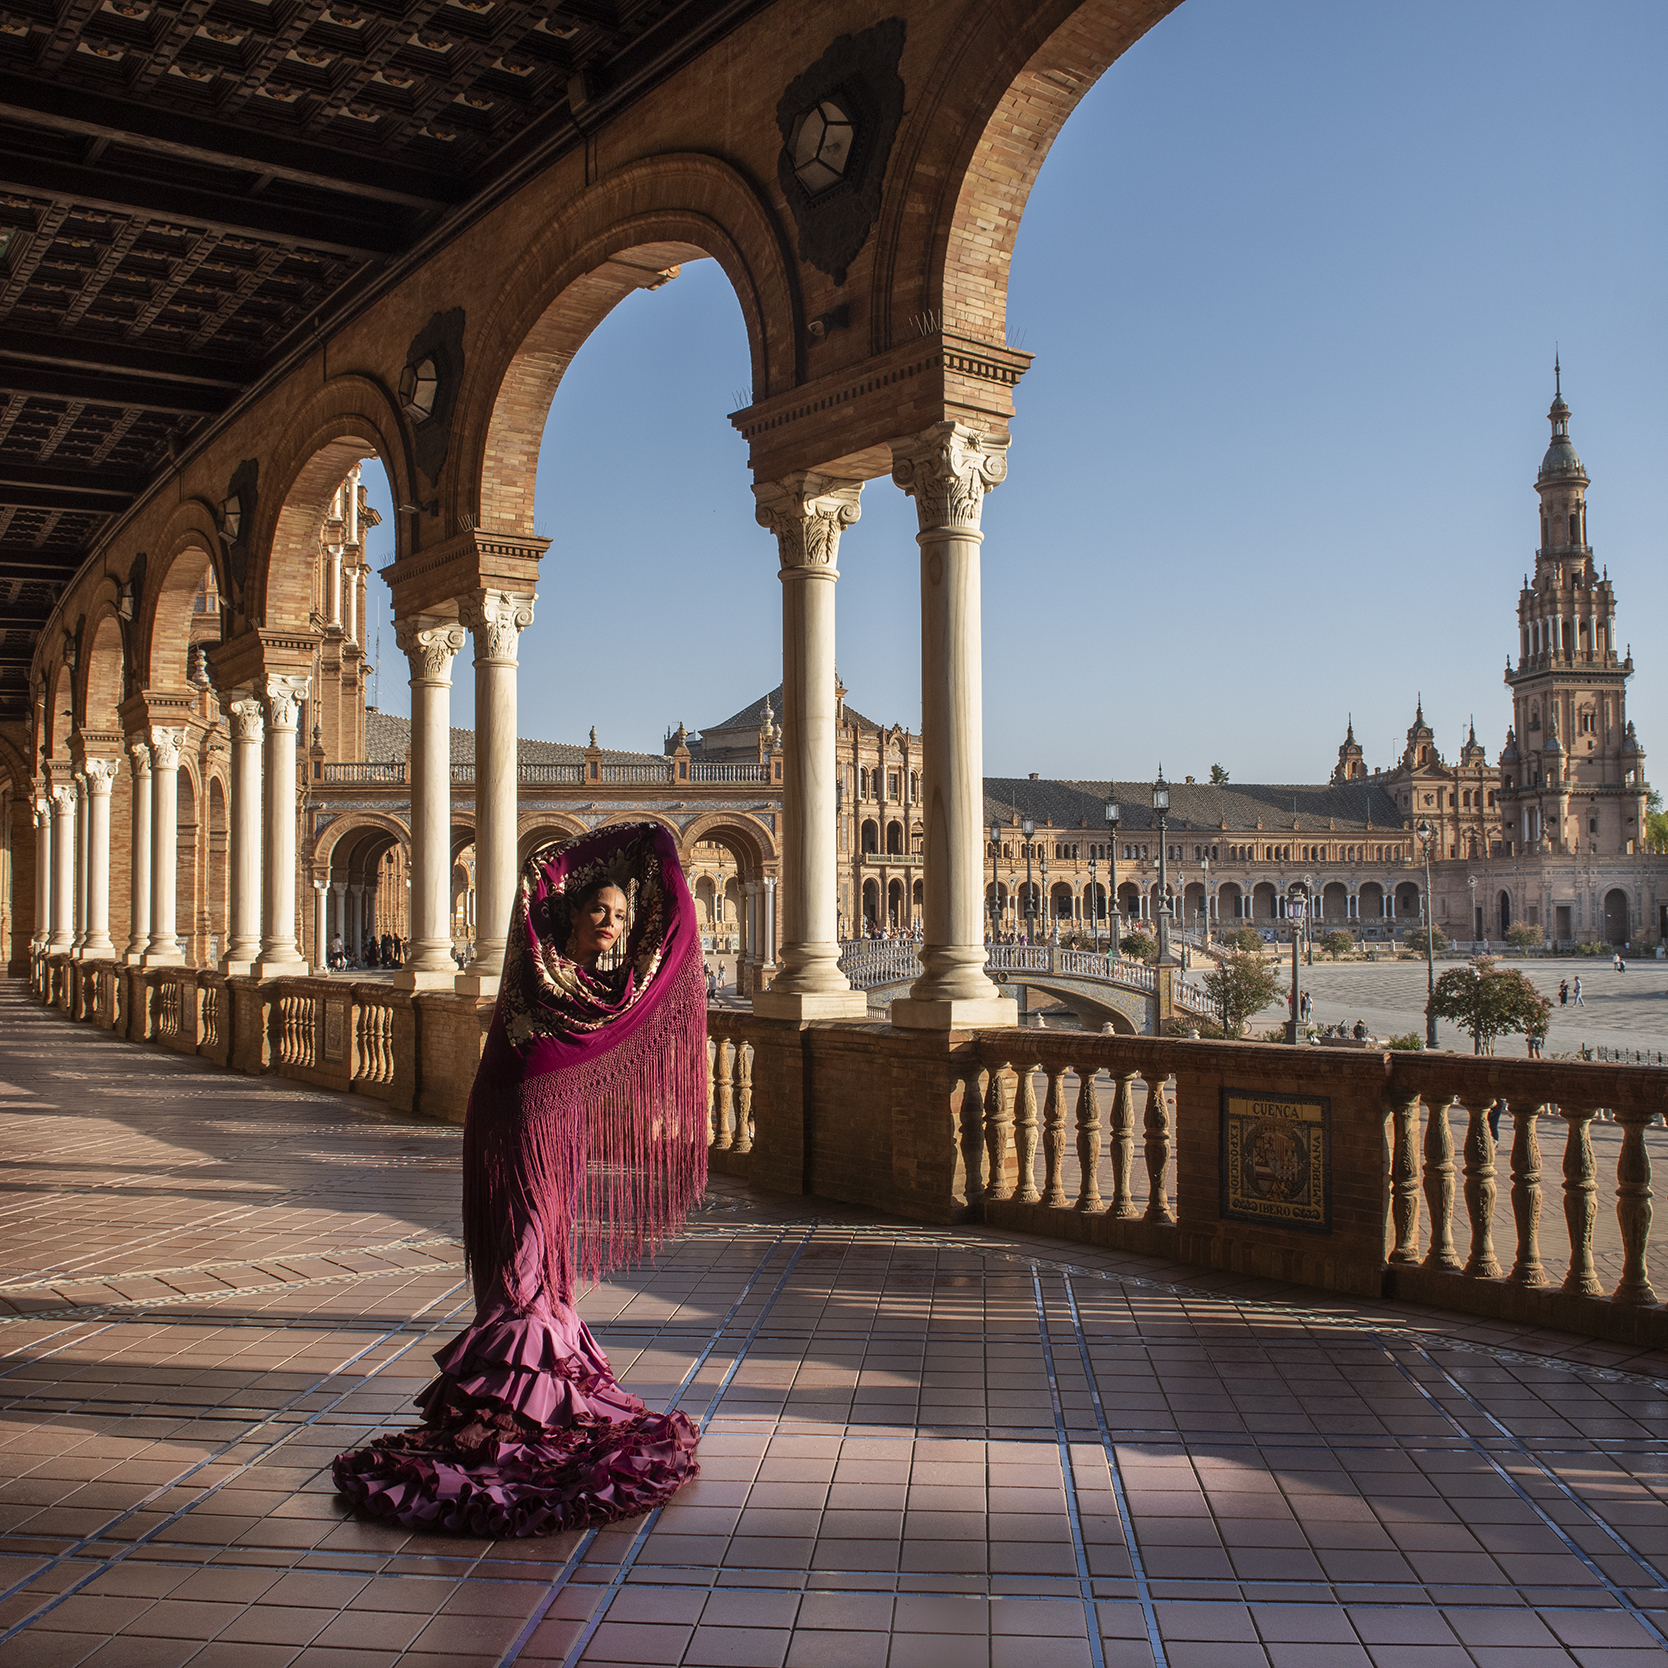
960;1066;987;1206
733;1042;754;1155
985;1062;1015;1202
1387;1084;1422;1264
1074;1067;1102;1212
712;1037;734;1150
1612;1107;1656;1306
1560;1105;1603;1296
1461;1098;1502;1279
1143;1076;1174;1225
1041;1063;1069;1207
1013;1059;1041;1203
1510;1103;1549;1287
1110;1071;1140;1218
705;1037;717;1143
1421;1094;1461;1271
381;1007;394;1083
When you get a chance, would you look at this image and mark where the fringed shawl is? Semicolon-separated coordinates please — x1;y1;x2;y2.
463;821;707;1306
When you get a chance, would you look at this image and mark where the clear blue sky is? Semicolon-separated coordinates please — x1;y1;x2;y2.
362;0;1667;785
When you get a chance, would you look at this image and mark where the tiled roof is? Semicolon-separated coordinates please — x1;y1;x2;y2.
982;777;1406;834
362;711;663;767
704;686;783;736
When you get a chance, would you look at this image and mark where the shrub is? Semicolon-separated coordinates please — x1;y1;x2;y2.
1227;925;1264;954
1386;1031;1424;1051
1401;925;1448;956
1119;931;1157;964
1163;1016;1225;1038
1321;930;1354;961
1505;923;1542;950
1574;940;1609;956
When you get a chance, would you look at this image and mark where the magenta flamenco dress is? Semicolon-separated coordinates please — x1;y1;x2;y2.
333;822;708;1537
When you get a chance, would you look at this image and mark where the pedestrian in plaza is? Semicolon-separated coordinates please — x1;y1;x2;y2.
333;821;706;1538
1353;1019;1368;1040
1559;979;1568;1006
1573;975;1584;1005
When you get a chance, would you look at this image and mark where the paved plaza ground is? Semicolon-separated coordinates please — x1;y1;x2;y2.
1245;957;1668;1058
2;982;1668;1667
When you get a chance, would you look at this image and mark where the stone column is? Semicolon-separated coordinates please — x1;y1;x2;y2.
32;799;50;950
253;677;309;977
889;424;1017;1027
457;590;534;996
764;873;778;969
346;883;364;959
331;881;346;943
125;742;151;963
47;785;74;951
751;476;866;1018
71;771;89;954
325;545;343;631
222;696;264;974
143;728;185;966
396;618;466;988
82;759;116;957
313;880;330;974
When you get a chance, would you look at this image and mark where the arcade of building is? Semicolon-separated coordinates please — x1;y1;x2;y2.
3;0;1662;1029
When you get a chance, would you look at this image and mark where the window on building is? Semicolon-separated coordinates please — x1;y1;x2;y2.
888;772;900;799
1589;816;1598;834
1569;511;1579;542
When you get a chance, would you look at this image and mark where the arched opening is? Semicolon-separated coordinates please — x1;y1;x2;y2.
1497;890;1512;935
862;877;879;931
1117;881;1141;924
1049;881;1073;926
1604;888;1629;946
1358;881;1386;921
860;819;880;854
176;769;199;967
1218;881;1243;921
886;878;903;930
206;777;228;962
885;820;905;855
1395;882;1421;921
1252;882;1278;921
1322;881;1349;921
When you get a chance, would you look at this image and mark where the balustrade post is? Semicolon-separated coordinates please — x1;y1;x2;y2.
1074;1069;1102;1212
1560;1106;1603;1296
712;1037;734;1151
960;1066;987;1207
984;1061;1015;1202
1040;1063;1069;1207
1420;1094;1461;1271
733;1042;754;1156
1143;1076;1174;1225
1460;1098;1503;1279
1110;1071;1140;1218
1387;1083;1422;1264
1509;1103;1549;1287
1013;1059;1041;1203
1612;1106;1656;1306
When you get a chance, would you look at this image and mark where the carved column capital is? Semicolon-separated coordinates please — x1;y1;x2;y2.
126;737;151;774
227;696;266;744
149;727;185;769
261;675;310;731
84;758;117;795
50;783;76;814
754;474;863;573
890;422;1008;534
459;590;536;664
395;617;467;685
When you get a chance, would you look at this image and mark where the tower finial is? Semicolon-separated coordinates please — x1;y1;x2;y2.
1555;347;1561;398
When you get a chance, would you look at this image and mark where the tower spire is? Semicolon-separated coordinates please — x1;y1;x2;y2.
1554;347;1561;398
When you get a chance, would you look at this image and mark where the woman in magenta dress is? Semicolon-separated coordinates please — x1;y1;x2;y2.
333;821;708;1537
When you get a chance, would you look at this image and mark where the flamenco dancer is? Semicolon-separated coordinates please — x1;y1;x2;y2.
333;821;708;1536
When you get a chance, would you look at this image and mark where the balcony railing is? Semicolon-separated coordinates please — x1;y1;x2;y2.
321;762;405;783
688;762;771;782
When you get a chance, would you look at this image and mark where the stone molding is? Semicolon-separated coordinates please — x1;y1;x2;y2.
459;589;535;664
891;421;1008;533
754;474;863;574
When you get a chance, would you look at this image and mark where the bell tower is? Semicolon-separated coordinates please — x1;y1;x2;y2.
1502;365;1646;854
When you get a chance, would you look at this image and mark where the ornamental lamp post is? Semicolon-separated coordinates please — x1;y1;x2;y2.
1088;847;1099;950
1041;841;1052;942
1284;879;1309;1044
1152;769;1173;963
1468;873;1478;947
1418;819;1438;1047
989;822;1001;945
1198;854;1210;950
1022;817;1036;944
1105;799;1121;947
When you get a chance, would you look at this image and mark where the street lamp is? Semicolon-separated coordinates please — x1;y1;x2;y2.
1468;873;1478;948
1418;820;1438;1047
1284;879;1310;1043
835;780;845;943
1088;846;1099;950
1014;817;1027;947
1198;854;1210;951
1152;768;1172;963
989;822;1001;945
1041;840;1053;942
1105;799;1120;949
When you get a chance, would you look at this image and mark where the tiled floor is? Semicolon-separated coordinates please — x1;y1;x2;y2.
1;984;1666;1667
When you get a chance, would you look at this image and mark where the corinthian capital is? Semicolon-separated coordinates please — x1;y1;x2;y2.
50;783;77;815
127;737;151;774
262;675;311;731
149;727;185;769
459;590;535;664
84;758;117;795
754;474;863;573
395;617;468;684
227;696;265;744
890;422;1009;534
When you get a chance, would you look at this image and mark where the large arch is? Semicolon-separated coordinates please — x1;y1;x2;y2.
454;156;797;537
138;499;222;693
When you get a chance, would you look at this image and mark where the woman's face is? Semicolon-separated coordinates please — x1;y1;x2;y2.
571;884;628;964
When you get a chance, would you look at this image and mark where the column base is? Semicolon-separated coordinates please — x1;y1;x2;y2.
890;994;1018;1030
221;959;256;978
454;972;500;997
752;988;870;1021
392;968;458;991
251;955;306;979
140;949;185;968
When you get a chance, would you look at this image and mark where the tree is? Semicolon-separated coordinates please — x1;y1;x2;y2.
1402;924;1448;956
1426;957;1553;1055
1505;922;1542;950
1228;924;1263;954
1647;787;1668;854
1119;930;1157;964
1201;950;1283;1039
1209;764;1230;784
1321;929;1354;961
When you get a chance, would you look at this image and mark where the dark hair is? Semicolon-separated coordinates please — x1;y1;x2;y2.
569;876;629;913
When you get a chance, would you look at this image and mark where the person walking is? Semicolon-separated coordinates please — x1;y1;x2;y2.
1573;975;1584;1005
1558;979;1568;1006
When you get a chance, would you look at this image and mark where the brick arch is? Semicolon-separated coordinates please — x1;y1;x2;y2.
453;155;797;538
79;607;126;734
517;814;587;867
872;0;1178;349
45;661;76;761
242;376;410;634
679;812;776;878
141;502;221;693
315;810;410;872
0;731;30;797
